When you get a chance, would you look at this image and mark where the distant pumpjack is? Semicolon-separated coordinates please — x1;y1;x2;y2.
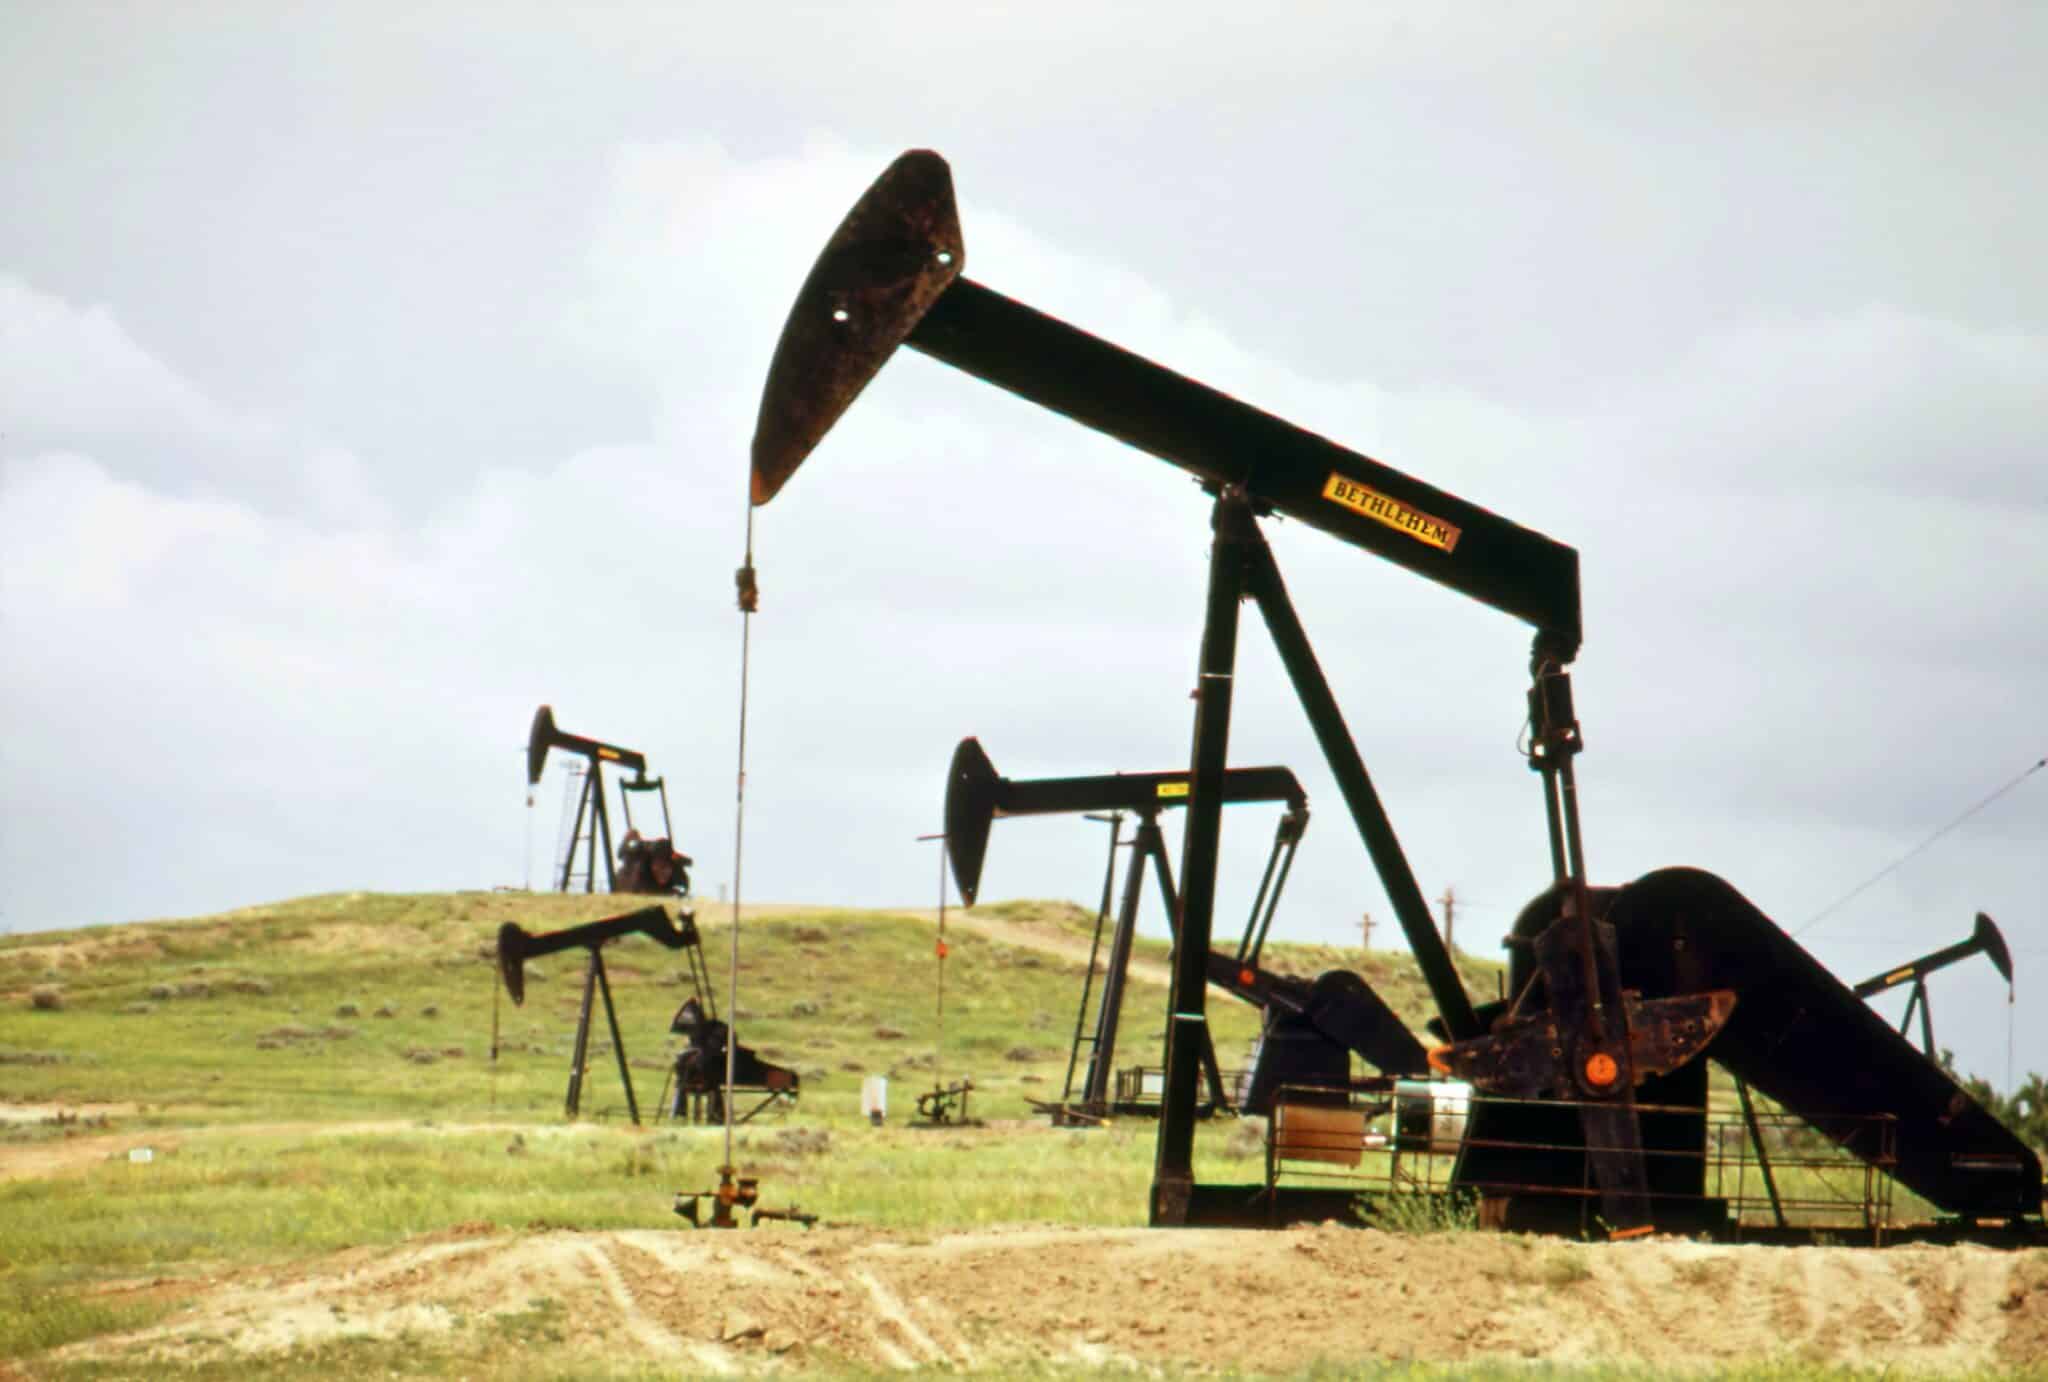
1852;912;2014;1060
497;904;696;1123
527;704;691;895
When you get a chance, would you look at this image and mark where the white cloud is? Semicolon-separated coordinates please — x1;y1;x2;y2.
2;134;2040;1089
0;276;386;526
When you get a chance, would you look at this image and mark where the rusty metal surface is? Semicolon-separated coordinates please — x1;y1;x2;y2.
750;149;963;505
1431;990;1736;1098
1260;1082;1906;1240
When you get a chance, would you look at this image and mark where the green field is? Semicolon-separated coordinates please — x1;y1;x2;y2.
1;893;2035;1380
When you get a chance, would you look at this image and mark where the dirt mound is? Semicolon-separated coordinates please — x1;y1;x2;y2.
56;1222;2044;1374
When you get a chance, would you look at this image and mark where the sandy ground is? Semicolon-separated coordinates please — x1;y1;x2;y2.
907;907;1178;990
45;1220;2048;1375
12;909;2046;1375
0;1114;582;1184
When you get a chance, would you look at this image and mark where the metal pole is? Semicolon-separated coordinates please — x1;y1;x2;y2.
1153;489;1253;1225
1236;829;1287;964
593;769;616;893
1735;1077;1787;1230
595;952;641;1125
1245;827;1302;970
1083;815;1152;1109
1140;822;1228;1112
561;770;591;893
1535;761;1570;886
565;949;599;1118
1241;523;1479;1039
1068;814;1127;1105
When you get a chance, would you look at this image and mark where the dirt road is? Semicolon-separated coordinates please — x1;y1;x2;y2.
0;1114;566;1184
902;907;1179;989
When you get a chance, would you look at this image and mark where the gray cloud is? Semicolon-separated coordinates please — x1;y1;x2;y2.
1;5;2041;1089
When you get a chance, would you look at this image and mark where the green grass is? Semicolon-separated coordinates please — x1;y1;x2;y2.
0;890;1495;1374
0;891;1499;1128
1;891;2024;1381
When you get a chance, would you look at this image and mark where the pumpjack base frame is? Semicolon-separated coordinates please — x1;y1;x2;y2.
1030;1098;1235;1128
664;1087;799;1127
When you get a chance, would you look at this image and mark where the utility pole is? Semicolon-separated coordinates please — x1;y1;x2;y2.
1438;886;1457;956
1359;910;1374;955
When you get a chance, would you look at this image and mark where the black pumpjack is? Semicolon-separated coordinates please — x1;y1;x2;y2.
749;150;2042;1238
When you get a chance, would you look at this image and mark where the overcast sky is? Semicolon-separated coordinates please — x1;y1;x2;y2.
2;4;2041;1088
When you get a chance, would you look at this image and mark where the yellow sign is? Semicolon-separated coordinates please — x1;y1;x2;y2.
1322;475;1461;553
1155;781;1190;800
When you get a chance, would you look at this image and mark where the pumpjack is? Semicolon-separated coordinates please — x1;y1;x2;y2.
497;904;697;1123
946;737;1421;1121
665;994;801;1125
527;705;691;895
1852;912;2014;1061
748;150;2042;1237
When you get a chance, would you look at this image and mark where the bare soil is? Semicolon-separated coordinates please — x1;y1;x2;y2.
0;1115;551;1184
50;1221;2048;1375
911;907;1177;989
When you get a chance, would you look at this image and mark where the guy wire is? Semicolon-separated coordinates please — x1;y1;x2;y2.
725;503;757;1171
1793;753;2044;939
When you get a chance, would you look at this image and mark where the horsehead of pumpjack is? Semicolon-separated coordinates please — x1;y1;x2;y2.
750;150;2041;1232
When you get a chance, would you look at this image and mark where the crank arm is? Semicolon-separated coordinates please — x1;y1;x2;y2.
1425;989;1735;1097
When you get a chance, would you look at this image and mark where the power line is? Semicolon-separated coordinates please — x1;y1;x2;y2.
1793;753;2045;940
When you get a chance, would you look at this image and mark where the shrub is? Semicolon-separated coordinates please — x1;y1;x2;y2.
1944;1052;2048;1158
1534;1247;1594;1287
0;1048;64;1066
1224;1119;1266;1160
29;986;64;1011
1360;1189;1479;1234
774;1127;831;1158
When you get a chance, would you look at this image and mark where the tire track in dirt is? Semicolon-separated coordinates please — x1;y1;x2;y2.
579;1239;738;1375
852;1268;958;1368
44;1222;2046;1375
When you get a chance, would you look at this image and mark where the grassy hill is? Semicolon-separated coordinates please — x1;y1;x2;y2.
0;889;1507;1368
0;890;1500;1128
4;894;2035;1380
